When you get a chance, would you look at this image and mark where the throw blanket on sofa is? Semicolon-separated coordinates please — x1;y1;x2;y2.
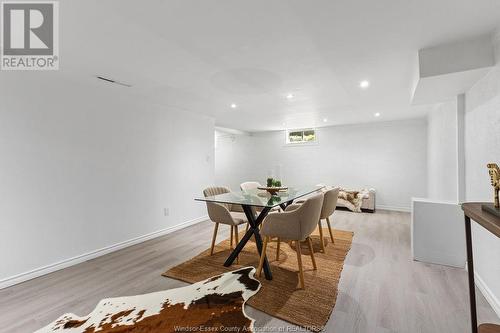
338;188;369;212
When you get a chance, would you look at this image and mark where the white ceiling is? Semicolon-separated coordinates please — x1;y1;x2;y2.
53;1;500;131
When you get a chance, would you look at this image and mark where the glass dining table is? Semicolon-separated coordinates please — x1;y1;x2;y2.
195;185;324;280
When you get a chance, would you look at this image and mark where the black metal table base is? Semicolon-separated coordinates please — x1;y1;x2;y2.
223;201;293;280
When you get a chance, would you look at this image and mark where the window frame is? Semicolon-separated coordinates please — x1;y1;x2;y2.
284;128;318;145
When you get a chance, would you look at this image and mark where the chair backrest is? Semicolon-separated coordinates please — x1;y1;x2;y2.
298;193;324;240
320;187;340;219
203;186;231;219
240;181;261;191
203;186;230;197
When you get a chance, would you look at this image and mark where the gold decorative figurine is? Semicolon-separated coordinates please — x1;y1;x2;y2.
487;163;500;208
483;163;500;217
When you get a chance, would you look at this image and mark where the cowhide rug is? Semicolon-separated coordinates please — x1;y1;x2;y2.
35;267;261;333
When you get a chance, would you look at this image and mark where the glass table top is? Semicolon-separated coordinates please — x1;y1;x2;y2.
195;185;325;208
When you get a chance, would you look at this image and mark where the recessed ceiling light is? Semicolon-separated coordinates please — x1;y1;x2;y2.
323;118;328;122
359;80;370;89
286;93;294;99
374;112;381;117
230;103;237;109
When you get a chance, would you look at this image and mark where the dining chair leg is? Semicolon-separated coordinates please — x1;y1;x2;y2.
276;237;281;261
257;236;269;278
318;220;326;253
307;237;317;270
234;225;239;264
295;240;305;289
230;225;234;249
326;217;334;244
210;222;219;256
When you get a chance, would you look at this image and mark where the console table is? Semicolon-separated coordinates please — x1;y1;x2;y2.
462;202;500;333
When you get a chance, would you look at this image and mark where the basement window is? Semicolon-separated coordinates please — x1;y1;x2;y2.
286;129;316;144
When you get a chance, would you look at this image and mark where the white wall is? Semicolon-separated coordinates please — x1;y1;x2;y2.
464;64;500;316
215;130;255;189
216;119;428;211
426;100;459;201
0;74;215;285
411;198;465;267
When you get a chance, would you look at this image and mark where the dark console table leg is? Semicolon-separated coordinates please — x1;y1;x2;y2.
465;215;478;333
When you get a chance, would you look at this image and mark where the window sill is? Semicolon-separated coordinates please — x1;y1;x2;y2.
284;141;319;147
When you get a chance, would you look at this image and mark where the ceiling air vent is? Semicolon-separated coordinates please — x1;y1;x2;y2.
96;76;132;87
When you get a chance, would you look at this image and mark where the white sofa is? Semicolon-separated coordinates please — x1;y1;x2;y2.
336;188;376;213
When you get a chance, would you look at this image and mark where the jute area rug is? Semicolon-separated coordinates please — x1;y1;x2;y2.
163;227;354;332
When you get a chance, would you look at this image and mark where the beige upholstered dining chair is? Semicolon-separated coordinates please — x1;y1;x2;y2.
239;181;280;232
203;187;247;261
239;182;262;232
256;193;324;289
318;187;340;252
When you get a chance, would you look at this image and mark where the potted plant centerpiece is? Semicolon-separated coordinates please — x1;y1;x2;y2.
259;178;287;195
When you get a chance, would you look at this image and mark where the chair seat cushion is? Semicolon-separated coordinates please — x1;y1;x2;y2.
229;212;248;225
257;206;280;213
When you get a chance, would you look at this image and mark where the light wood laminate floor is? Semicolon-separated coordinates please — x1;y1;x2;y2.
1;210;499;333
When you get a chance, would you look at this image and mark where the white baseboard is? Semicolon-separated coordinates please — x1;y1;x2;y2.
0;215;208;290
377;205;411;212
413;250;466;269
475;271;500;318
